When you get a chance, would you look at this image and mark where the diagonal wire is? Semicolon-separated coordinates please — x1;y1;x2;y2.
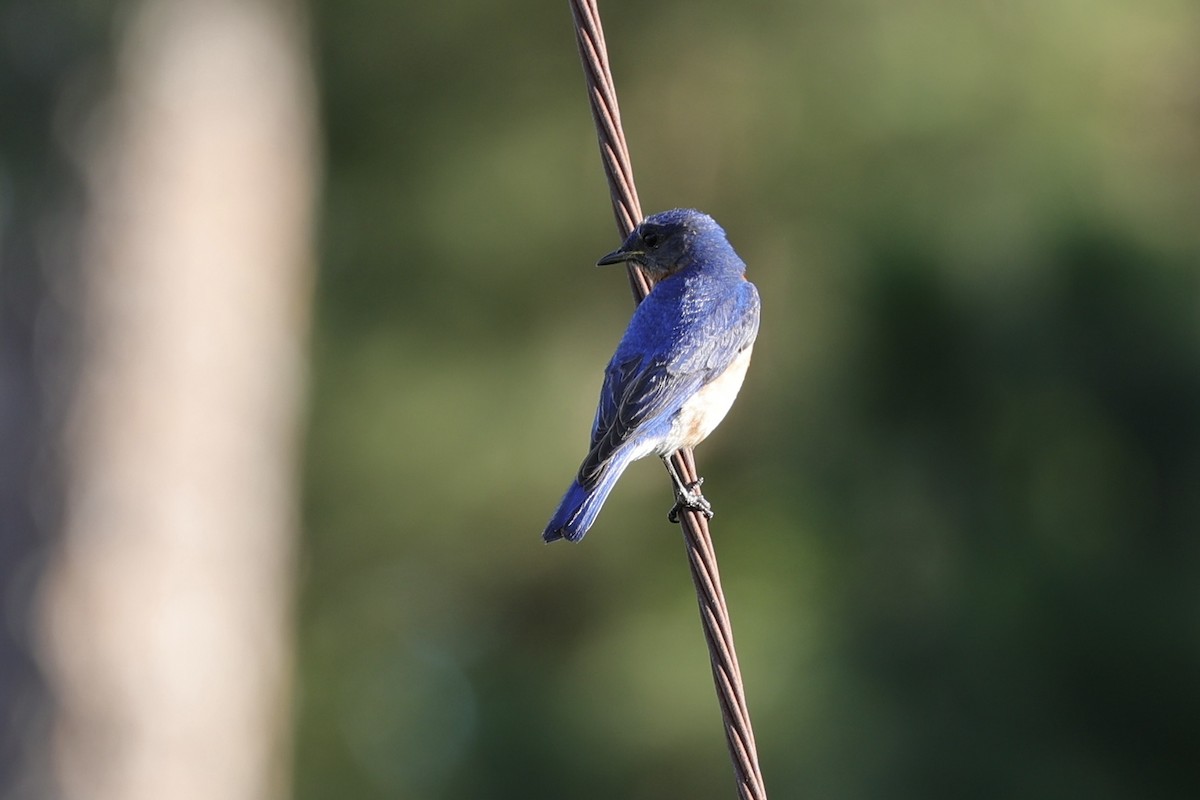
567;2;768;798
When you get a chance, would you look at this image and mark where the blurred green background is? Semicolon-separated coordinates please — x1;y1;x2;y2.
15;0;1200;794
298;1;1200;798
5;0;1195;798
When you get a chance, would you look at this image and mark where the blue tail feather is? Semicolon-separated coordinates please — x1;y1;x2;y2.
542;455;632;543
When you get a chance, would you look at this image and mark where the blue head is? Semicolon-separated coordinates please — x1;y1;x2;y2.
596;209;740;279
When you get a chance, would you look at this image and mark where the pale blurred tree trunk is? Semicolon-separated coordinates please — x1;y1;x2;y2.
37;1;318;799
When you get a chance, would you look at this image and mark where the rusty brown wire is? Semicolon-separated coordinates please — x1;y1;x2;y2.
567;2;768;798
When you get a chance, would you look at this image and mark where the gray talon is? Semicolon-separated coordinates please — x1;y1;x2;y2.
668;478;714;523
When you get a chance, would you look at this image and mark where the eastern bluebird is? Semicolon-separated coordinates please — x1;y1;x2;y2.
543;209;761;543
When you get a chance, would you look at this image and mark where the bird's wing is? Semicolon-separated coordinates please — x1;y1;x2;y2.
674;280;761;376
577;353;699;488
577;281;760;488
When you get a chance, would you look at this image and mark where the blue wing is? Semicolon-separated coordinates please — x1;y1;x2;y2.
576;279;760;489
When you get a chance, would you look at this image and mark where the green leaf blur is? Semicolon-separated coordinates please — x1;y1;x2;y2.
299;1;1200;798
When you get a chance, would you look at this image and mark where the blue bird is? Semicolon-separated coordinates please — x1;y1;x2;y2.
543;208;761;543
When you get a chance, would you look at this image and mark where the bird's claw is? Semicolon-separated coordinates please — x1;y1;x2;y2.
668;477;714;523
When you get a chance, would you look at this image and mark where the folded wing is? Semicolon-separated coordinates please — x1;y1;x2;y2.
577;281;760;489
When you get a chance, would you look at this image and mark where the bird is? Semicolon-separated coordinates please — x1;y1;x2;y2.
543;208;760;543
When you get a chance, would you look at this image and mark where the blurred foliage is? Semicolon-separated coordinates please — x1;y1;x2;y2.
0;2;111;791
298;0;1200;798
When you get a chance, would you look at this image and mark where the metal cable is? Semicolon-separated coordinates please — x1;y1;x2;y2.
567;2;768;797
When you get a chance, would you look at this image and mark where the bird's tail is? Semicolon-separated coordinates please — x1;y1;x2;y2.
542;454;632;543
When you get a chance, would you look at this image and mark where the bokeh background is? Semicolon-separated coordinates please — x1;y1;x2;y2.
4;0;1200;798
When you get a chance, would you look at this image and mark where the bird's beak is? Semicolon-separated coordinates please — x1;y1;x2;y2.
596;247;640;266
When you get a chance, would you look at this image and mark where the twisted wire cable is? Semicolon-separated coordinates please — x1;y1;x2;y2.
567;2;768;797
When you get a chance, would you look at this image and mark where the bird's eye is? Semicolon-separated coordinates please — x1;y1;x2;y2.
642;230;661;249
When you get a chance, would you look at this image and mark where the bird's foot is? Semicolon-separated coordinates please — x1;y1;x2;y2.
668;477;714;523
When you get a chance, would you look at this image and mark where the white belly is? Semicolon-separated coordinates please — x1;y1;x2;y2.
657;345;754;455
